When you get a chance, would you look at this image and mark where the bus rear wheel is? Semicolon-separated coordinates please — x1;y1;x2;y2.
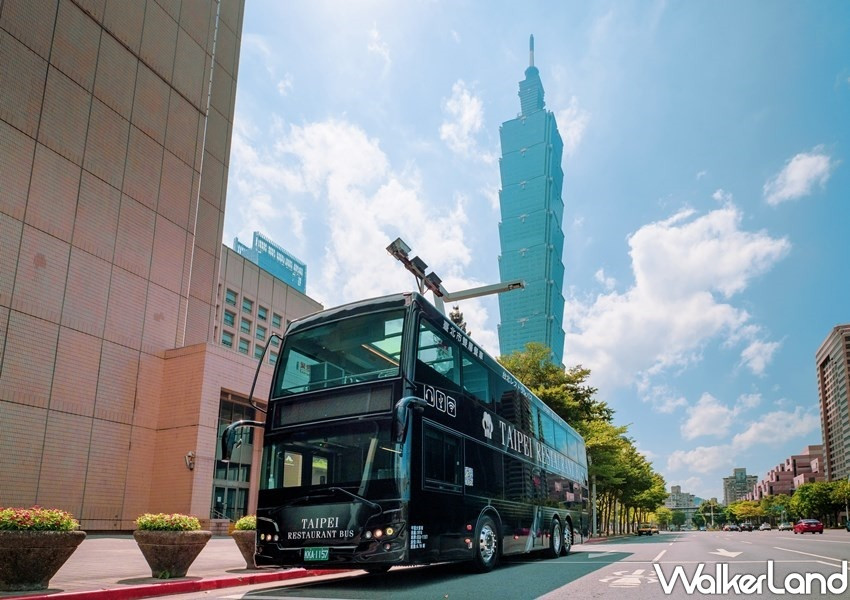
562;523;572;556
547;519;562;558
471;515;499;572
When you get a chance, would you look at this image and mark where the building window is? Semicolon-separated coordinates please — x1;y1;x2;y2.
256;325;266;341
240;318;251;334
258;306;268;321
272;313;282;328
269;351;278;365
242;298;253;314
225;289;238;306
238;338;250;354
222;331;233;348
254;345;264;359
223;310;235;327
270;336;279;347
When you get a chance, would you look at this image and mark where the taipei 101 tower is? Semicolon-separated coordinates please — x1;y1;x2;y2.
497;36;566;363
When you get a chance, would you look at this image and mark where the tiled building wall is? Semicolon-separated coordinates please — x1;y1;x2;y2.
0;0;245;529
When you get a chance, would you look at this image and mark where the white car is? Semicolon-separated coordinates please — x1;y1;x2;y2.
759;522;771;531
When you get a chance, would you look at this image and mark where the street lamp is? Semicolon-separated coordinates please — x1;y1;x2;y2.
386;237;524;312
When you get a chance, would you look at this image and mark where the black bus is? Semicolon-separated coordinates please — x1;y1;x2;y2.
223;292;589;573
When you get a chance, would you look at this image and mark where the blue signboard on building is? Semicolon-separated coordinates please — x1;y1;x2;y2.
234;232;306;294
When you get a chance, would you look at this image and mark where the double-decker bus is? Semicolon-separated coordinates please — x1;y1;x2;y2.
223;292;589;573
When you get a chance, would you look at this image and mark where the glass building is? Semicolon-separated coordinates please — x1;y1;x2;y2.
234;231;307;294
497;36;566;363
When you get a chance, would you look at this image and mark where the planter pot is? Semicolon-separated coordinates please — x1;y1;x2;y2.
230;529;257;568
133;530;212;579
0;530;86;591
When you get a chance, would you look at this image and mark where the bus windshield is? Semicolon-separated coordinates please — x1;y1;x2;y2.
274;309;405;395
259;420;397;496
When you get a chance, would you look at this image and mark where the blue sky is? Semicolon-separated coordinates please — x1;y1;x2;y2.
224;0;850;502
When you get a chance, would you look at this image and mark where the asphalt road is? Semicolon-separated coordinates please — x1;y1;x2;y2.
163;529;850;600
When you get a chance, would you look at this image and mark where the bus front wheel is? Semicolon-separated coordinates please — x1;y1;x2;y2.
472;515;499;572
547;519;562;558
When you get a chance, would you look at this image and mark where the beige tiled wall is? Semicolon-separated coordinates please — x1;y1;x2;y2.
0;0;250;530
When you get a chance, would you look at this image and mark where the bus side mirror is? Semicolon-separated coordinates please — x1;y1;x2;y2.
221;419;265;461
394;396;428;444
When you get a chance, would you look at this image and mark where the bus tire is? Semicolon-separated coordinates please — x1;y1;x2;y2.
471;515;499;572
562;521;572;556
547;519;562;559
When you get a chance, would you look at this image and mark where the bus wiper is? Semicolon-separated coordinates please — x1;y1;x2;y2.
326;487;382;513
290;487;381;514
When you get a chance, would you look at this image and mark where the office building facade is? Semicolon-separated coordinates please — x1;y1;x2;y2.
722;468;758;506
0;0;321;531
816;324;850;481
497;36;566;362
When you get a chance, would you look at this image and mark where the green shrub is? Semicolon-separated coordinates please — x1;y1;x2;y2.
135;513;201;531
0;506;80;531
233;515;256;530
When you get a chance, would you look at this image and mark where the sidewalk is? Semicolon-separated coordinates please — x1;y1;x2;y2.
1;535;340;600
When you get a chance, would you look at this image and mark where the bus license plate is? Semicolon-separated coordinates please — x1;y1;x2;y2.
304;547;329;561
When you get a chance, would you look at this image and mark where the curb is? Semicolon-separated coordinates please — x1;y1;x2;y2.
3;569;346;600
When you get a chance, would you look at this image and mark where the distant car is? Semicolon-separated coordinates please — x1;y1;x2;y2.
726;524;741;532
759;523;771;531
651;525;659;535
778;522;793;531
699;526;707;531
637;523;653;536
793;519;823;534
740;522;754;532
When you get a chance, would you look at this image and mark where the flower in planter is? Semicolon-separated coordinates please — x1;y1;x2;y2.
135;513;201;531
0;506;80;531
233;515;256;530
133;513;210;579
230;516;257;569
0;507;86;591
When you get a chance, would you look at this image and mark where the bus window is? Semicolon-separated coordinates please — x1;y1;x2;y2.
416;320;459;385
576;438;587;467
539;413;555;445
555;426;568;456
566;432;578;461
461;354;490;405
423;425;462;492
464;439;503;498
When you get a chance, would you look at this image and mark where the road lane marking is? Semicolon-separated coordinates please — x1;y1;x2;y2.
709;548;742;557
774;546;843;564
741;541;752;544
652;550;667;562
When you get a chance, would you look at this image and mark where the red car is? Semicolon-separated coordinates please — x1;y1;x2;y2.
793;519;824;534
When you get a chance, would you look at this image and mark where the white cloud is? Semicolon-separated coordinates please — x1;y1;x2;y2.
737;393;761;410
668;445;733;474
277;73;293;96
594;268;616;291
450;30;461;43
667;406;819;474
439;80;493;162
564;205;790;390
763;147;835;206
731;407;819;449
367;25;391;74
696;170;708;180
639;383;687;413
739;339;781;376
681;393;739;440
711;188;732;203
555;96;590;157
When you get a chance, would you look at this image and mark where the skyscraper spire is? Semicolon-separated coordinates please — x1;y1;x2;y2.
529;34;534;67
519;34;544;115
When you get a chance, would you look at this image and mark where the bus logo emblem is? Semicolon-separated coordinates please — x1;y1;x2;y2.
482;413;494;439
